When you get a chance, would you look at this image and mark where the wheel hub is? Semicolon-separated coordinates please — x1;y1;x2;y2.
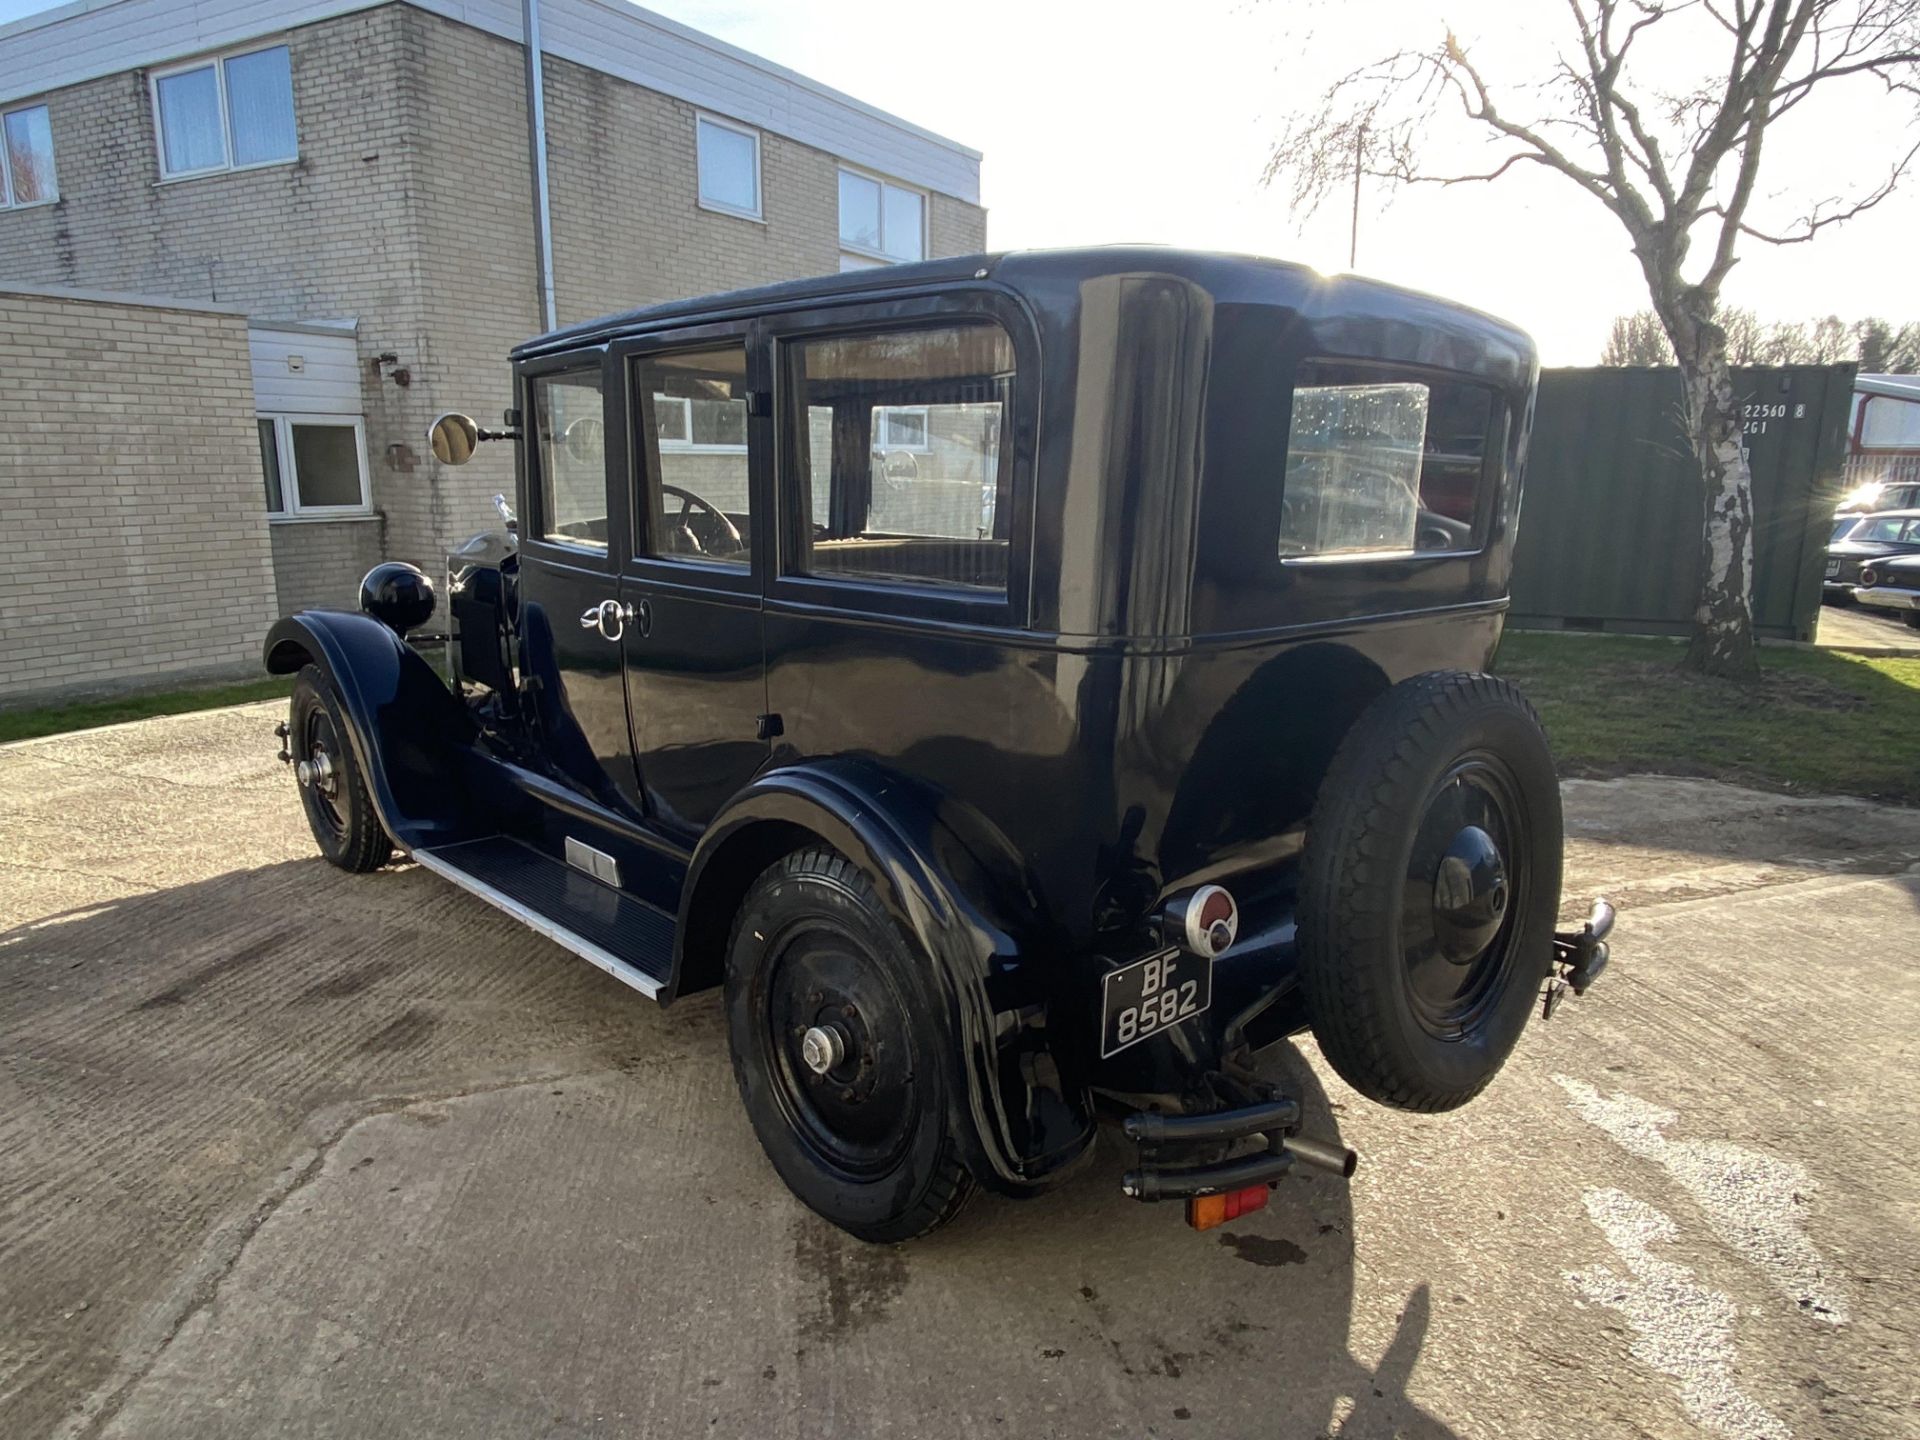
1431;823;1508;962
294;747;337;796
800;1023;849;1076
763;934;915;1176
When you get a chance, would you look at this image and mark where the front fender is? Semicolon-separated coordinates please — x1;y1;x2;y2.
679;757;1098;1196
264;611;477;851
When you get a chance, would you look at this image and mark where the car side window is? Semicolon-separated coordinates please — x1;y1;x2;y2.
1863;517;1905;542
786;320;1015;593
633;344;752;567
1279;362;1497;560
529;369;608;551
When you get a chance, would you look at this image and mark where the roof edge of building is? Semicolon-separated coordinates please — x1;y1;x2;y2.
0;0;982;201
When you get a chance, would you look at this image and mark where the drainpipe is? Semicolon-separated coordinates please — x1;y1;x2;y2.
523;0;558;331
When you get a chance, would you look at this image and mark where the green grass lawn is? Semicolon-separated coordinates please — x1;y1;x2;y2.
1496;631;1920;804
5;634;1915;806
0;677;293;745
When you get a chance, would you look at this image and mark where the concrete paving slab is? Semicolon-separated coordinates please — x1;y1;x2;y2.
4;706;1919;1439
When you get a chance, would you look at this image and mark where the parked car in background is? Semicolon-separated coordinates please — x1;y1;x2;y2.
1855;552;1920;628
1825;510;1920;601
1836;480;1920;516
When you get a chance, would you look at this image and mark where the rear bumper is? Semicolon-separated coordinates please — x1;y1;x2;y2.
1855;585;1920;612
1120;1088;1356;1202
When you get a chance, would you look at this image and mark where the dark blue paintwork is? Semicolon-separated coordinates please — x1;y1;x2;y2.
266;247;1539;1195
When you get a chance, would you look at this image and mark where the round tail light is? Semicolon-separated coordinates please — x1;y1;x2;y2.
1164;885;1239;957
1860;566;1879;586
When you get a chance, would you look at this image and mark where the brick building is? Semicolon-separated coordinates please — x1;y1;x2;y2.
0;0;985;695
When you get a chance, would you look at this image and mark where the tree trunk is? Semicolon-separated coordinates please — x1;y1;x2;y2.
1664;295;1761;680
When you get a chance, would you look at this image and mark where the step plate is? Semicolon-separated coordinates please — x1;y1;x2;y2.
413;835;673;999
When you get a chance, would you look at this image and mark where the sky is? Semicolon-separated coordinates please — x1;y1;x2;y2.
4;0;1915;362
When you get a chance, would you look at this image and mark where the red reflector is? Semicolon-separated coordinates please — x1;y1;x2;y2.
1185;1183;1269;1231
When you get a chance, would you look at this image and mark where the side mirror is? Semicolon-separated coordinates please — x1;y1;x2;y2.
429;412;481;465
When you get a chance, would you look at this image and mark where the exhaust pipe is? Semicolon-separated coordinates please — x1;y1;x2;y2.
1282;1134;1359;1178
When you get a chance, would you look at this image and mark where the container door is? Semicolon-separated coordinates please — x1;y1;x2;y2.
616;328;769;845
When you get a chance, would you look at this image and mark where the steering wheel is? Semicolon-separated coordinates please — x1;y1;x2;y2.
659;483;744;557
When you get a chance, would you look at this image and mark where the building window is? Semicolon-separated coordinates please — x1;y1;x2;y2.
654;391;749;452
696;114;761;220
152;44;297;179
258;414;370;516
874;406;930;452
0;104;57;208
838;166;925;264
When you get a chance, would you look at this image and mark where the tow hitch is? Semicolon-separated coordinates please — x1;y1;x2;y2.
1544;898;1615;1018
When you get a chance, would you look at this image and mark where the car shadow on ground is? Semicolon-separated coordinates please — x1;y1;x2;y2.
3;856;1461;1439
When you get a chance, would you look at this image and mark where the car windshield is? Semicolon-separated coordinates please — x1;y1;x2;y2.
1832;517;1860;542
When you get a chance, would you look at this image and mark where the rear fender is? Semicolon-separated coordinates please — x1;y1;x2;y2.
678;757;1097;1194
264;611;477;851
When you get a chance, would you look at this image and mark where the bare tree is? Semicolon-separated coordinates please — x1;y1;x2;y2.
1267;1;1920;678
1854;317;1920;370
1602;309;1676;363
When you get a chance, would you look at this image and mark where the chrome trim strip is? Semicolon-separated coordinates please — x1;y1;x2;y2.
411;847;663;1001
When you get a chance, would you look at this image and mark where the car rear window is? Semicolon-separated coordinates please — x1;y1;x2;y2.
1279;361;1497;560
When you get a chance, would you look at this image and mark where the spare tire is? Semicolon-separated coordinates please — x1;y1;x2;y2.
1298;671;1561;1111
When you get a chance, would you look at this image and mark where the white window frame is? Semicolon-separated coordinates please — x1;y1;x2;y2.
0;103;58;209
654;393;749;455
874;405;931;453
837;164;927;265
150;42;298;182
695;112;762;222
260;413;372;518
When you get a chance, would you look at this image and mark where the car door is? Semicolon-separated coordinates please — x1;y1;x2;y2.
514;350;647;817
615;325;770;844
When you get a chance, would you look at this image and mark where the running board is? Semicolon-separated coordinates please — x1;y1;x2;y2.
412;835;673;1000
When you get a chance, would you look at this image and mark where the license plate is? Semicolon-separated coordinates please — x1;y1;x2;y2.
1826;559;1841;576
1100;947;1211;1058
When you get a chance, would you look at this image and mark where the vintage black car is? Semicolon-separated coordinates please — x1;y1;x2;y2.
264;247;1613;1242
1825;509;1920;600
1855;551;1920;627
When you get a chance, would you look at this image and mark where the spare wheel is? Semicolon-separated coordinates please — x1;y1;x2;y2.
1297;671;1562;1112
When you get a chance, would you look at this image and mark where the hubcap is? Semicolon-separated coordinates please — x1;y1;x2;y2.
761;929;917;1178
800;1023;848;1076
1432;824;1508;961
298;707;348;839
1400;756;1530;1040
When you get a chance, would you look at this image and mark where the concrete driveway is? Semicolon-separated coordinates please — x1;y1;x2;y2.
3;705;1918;1440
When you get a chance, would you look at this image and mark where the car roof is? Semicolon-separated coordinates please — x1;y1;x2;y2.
510;245;1532;361
1854;509;1920;520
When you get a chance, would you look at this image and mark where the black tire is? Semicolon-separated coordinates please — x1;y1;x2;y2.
1904;611;1920;631
1298;671;1561;1112
725;847;975;1243
288;665;393;874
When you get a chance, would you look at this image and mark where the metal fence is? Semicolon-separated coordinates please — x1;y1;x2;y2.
1843;450;1920;490
1508;364;1856;642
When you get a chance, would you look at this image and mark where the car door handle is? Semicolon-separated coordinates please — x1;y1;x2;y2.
579;599;633;642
